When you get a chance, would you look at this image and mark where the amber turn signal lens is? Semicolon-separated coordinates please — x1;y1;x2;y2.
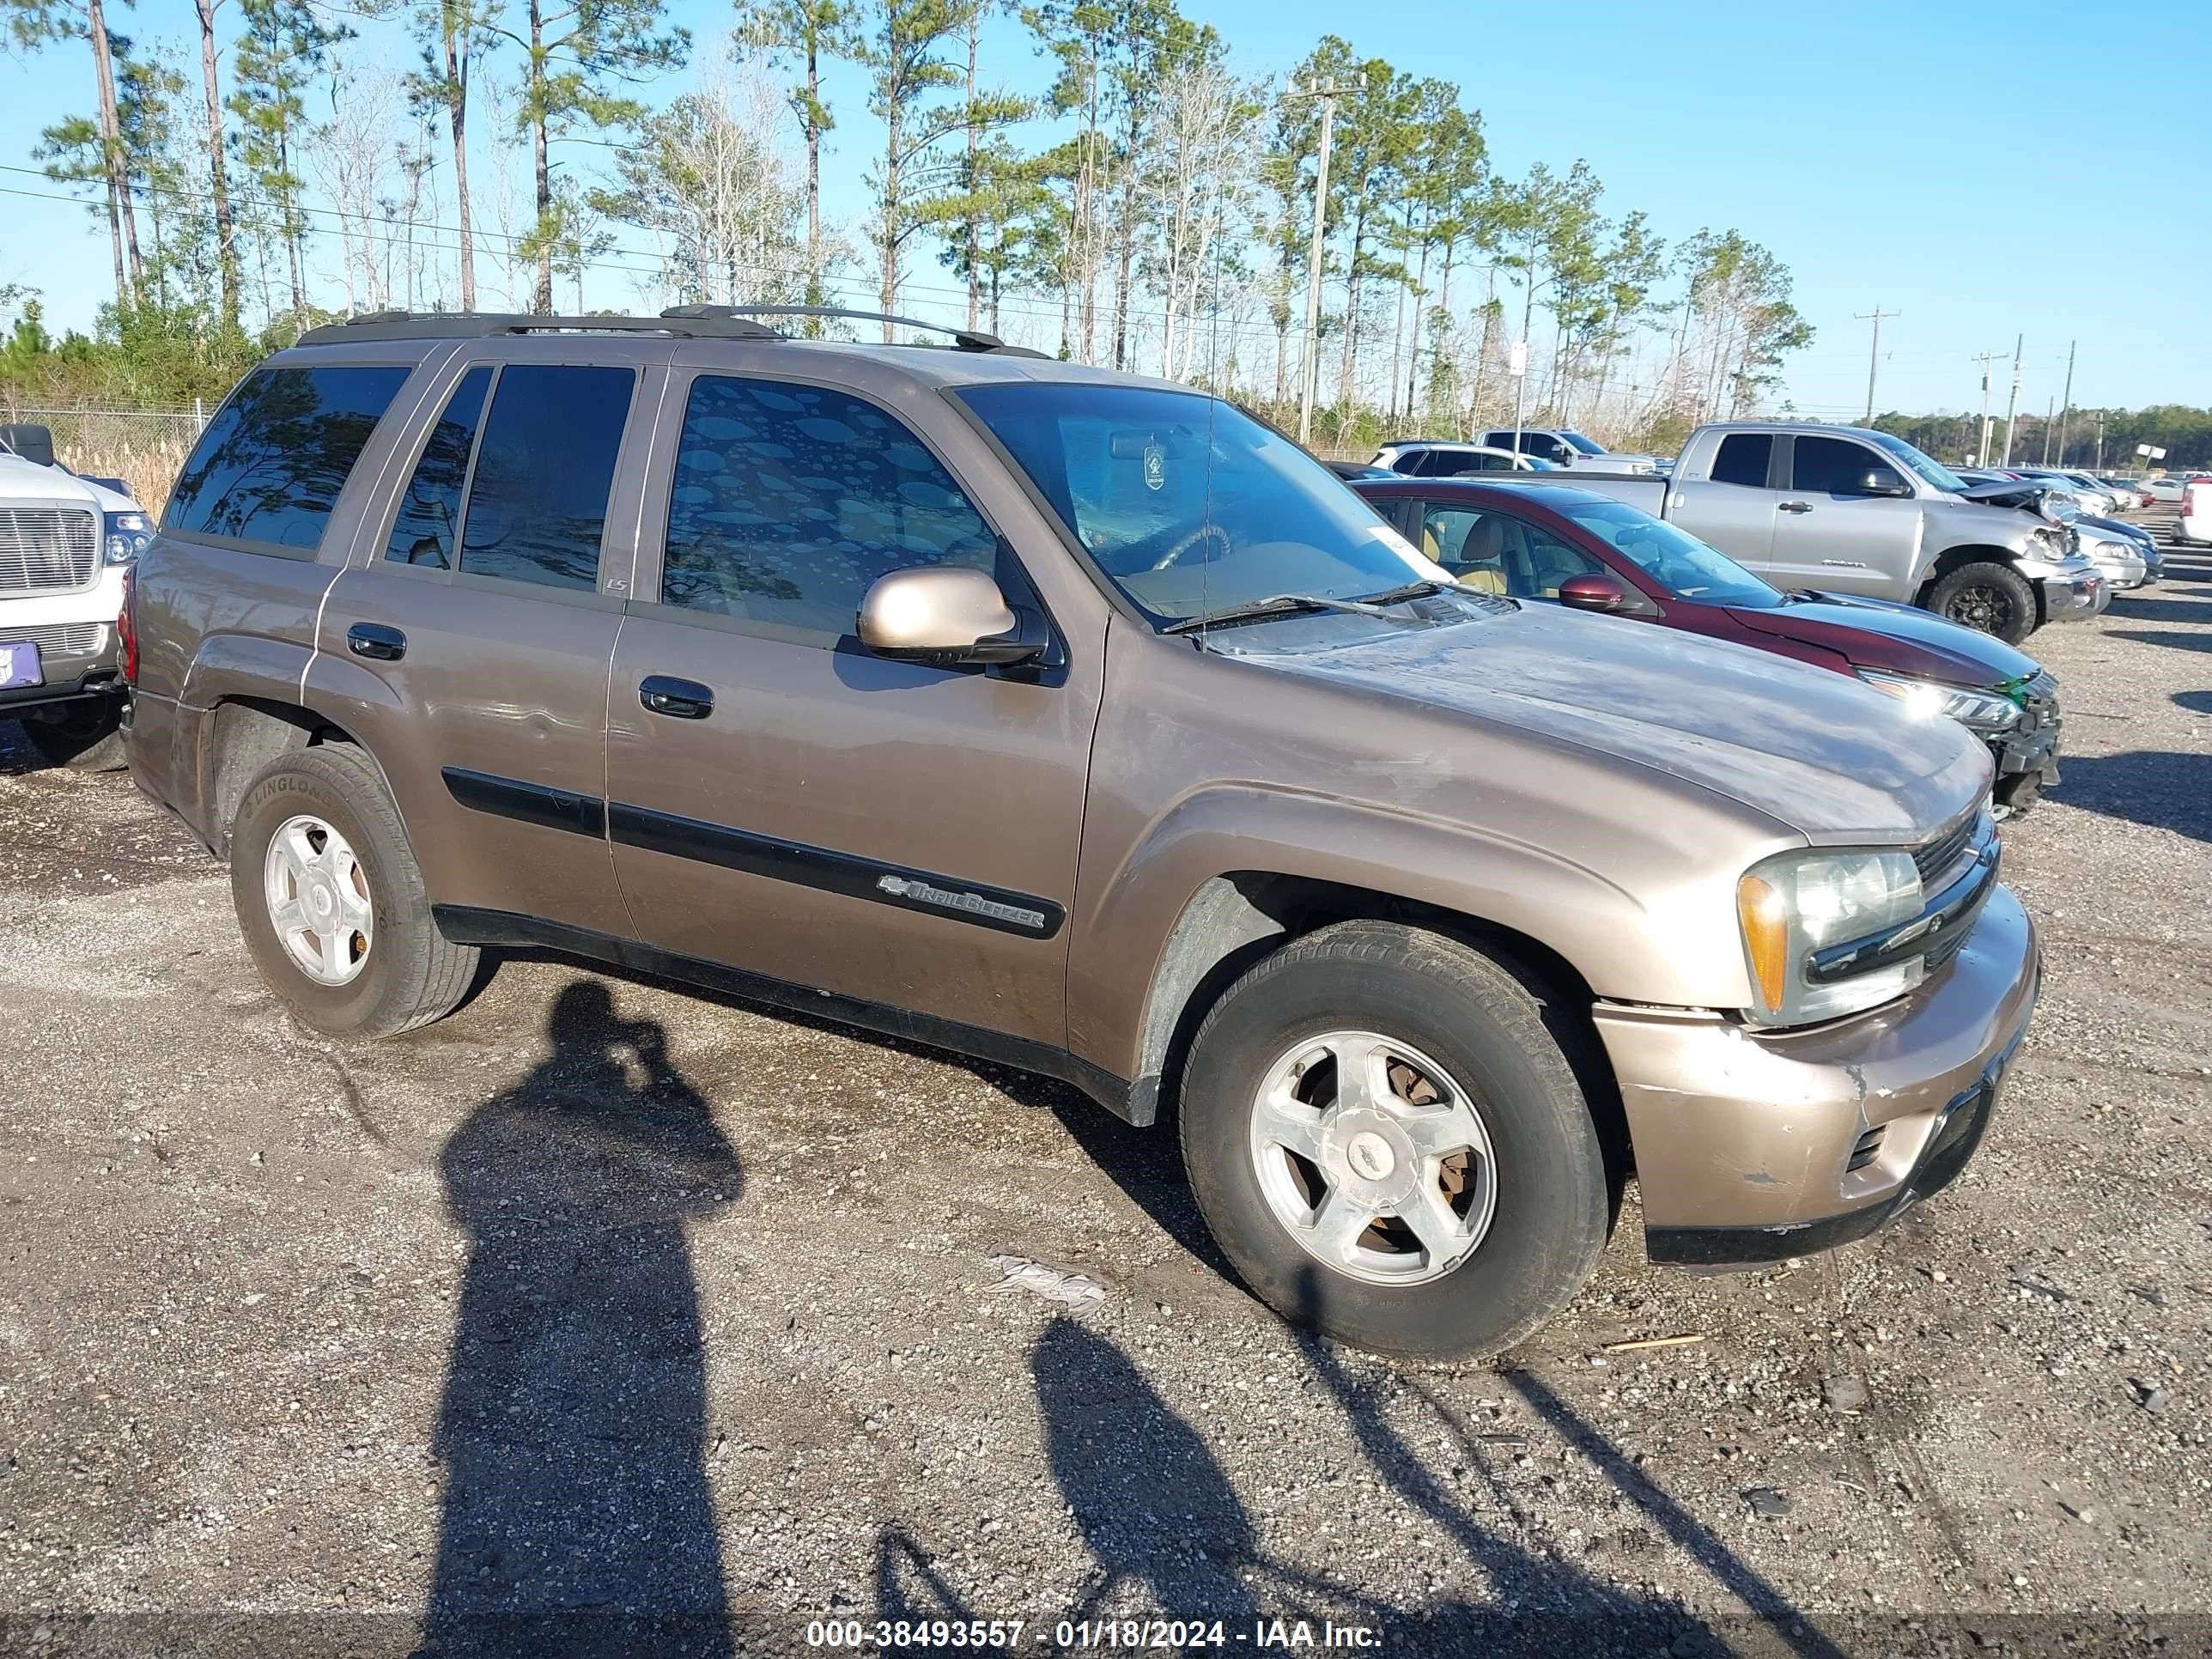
1737;873;1789;1012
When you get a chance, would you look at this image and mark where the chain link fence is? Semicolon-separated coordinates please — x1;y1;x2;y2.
0;404;206;514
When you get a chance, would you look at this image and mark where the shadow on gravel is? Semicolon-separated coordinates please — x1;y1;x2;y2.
2106;595;2212;625
2051;750;2212;844
416;979;744;1659
2106;629;2212;656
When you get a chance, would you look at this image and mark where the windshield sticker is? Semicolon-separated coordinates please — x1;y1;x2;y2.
1142;442;1166;491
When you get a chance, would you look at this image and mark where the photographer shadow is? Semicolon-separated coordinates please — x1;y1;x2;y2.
418;979;743;1658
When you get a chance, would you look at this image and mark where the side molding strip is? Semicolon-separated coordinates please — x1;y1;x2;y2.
440;766;1065;940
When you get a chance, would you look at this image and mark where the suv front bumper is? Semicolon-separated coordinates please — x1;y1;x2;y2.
1593;884;2039;1267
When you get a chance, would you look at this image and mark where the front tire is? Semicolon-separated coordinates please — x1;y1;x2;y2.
1178;921;1612;1361
228;744;479;1039
1928;560;2037;644
20;702;126;771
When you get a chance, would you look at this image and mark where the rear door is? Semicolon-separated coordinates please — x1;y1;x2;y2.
312;340;658;939
1665;430;1782;574
1765;433;1922;598
601;362;1100;1047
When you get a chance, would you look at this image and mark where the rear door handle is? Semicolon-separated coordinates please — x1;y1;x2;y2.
640;675;714;720
347;623;406;660
1778;500;1814;514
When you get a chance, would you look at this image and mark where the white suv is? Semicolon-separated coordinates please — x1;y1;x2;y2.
1;424;148;769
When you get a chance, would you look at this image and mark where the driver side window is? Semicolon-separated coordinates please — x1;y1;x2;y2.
1418;504;1601;599
659;374;998;641
1793;435;1905;496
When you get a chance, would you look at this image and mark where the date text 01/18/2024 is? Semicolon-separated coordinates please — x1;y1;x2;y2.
803;1619;1383;1650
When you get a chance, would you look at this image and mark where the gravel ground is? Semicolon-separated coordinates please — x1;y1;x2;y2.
1;526;2207;1659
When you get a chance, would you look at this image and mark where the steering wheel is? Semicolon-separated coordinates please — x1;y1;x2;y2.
1148;521;1233;572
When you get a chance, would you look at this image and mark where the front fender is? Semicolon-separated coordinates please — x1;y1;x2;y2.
1066;783;1756;1084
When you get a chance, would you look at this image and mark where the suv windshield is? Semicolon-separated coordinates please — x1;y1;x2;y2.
1545;493;1783;608
958;383;1446;623
1557;429;1606;456
1869;430;1969;494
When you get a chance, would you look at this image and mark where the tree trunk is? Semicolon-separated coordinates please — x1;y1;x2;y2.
193;0;239;325
444;0;476;310
962;17;979;331
878;95;900;339
1110;109;1139;371
804;35;823;321
1403;231;1431;418
1338;204;1368;427
529;0;553;313
85;0;142;298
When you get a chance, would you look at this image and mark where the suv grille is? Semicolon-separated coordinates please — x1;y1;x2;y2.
0;621;106;657
1913;816;1978;886
0;507;99;595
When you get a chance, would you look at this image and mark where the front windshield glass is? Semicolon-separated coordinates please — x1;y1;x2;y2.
1559;429;1606;455
1545;492;1783;607
957;383;1449;623
1869;430;1970;494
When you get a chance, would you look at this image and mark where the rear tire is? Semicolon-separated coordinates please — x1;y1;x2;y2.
228;744;479;1039
21;702;126;771
1928;560;2037;644
1178;920;1612;1361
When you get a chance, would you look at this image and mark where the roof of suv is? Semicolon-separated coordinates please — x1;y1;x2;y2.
289;307;1186;394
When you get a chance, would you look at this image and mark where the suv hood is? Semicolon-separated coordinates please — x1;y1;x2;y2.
1729;590;2037;687
1257;604;1988;842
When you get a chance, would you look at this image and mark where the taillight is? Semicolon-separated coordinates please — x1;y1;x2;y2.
118;564;138;684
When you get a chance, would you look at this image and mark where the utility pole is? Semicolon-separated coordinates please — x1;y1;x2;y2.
2000;333;2023;465
1290;79;1345;448
1972;349;2002;465
1855;307;1895;423
2094;410;2105;471
2040;396;2055;465
2055;338;2075;465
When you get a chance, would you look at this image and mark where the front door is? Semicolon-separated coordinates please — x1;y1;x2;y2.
1764;434;1923;599
603;368;1097;1047
315;348;653;939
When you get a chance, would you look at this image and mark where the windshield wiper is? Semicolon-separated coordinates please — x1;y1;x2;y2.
1355;579;1452;605
1162;592;1418;635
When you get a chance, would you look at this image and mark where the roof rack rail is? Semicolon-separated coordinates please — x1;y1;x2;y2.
296;309;786;345
659;303;1048;357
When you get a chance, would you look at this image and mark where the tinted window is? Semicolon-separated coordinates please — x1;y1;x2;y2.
457;365;633;591
385;365;491;568
1549;494;1779;607
661;376;998;635
1793;435;1903;495
1418;504;1601;599
960;383;1448;624
166;363;410;550
1710;433;1773;488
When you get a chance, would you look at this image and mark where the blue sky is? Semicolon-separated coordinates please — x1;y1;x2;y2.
3;0;2206;418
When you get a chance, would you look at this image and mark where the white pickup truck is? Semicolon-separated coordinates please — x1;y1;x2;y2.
1;423;149;769
1480;420;2106;644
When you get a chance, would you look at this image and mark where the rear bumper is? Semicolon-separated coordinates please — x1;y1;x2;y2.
1595;885;2039;1267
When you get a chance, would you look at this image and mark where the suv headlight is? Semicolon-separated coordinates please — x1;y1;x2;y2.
103;510;151;565
1737;848;1925;1026
1855;668;2022;732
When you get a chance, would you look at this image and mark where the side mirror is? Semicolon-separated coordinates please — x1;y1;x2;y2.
1854;470;1912;499
1557;572;1633;613
857;565;1042;666
0;423;56;467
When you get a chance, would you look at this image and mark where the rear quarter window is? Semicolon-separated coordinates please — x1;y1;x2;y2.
164;363;411;551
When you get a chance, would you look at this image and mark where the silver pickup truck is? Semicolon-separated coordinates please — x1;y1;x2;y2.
1478;421;2105;644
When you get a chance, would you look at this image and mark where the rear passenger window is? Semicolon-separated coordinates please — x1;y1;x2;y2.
165;363;410;550
386;366;491;568
457;365;634;592
1710;433;1772;488
659;375;997;638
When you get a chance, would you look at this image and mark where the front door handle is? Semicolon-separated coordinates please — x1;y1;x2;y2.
347;623;407;660
1778;500;1814;514
640;675;714;720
